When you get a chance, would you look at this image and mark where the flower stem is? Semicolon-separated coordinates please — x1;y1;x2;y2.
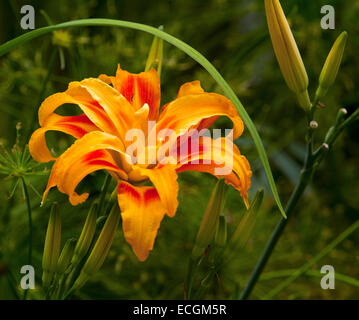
21;177;32;300
97;173;111;215
240;106;358;300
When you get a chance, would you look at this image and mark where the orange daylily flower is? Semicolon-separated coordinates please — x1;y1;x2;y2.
29;65;252;261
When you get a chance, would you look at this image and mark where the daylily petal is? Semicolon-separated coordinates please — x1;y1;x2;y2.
177;80;205;97
176;136;252;206
117;181;167;261
43;131;129;205
156;88;243;140
37;79;135;141
161;81;219;131
29;114;98;162
75;78;135;139
132;165;179;217
62;149;125;205
38;88;117;136
109;65;161;120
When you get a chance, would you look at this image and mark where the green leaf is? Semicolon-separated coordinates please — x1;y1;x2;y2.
0;18;286;218
145;25;164;76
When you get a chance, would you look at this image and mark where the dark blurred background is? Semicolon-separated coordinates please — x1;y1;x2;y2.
0;0;358;299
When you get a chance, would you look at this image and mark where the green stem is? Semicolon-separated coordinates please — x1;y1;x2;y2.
21;177;33;300
55;275;67;300
185;257;199;300
97;174;111;216
240;107;358;300
240;111;316;300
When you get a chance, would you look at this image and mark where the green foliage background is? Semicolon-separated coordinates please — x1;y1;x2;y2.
0;0;358;299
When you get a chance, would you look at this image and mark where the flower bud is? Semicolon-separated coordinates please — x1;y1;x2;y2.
214;215;227;250
209;214;228;263
71;203;98;266
145;26;164;77
335;108;348;126
265;0;311;110
57;238;76;275
72;204;121;290
229;190;263;251
42;203;61;288
316;32;348;101
191;179;227;260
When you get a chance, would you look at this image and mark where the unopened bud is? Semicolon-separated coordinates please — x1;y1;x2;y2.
322;143;330;151
265;0;311;110
214;215;227;250
335;108;348;126
57;238;76;275
229;190;264;251
315;31;348;101
209;214;228;263
192;179;227;260
145;26;164;77
72;204;121;290
42;203;61;288
71;204;98;266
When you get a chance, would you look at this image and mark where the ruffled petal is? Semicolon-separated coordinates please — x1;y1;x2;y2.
74;78;135;139
38;89;117;136
156;83;243;140
177;80;204;97
131;165;179;217
37;78;135;143
117;181;167;261
108;65;161;120
29;114;98;162
43;131;129;205
176;136;252;206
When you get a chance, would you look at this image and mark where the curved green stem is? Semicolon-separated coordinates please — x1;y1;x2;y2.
21;177;32;300
0;18;285;217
